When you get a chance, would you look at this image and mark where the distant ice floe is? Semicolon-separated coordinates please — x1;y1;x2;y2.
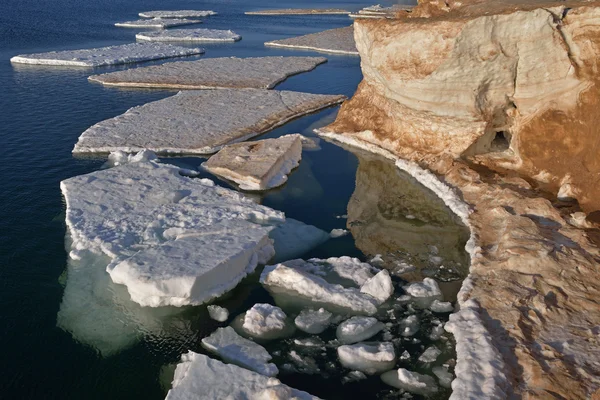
115;19;201;28
139;10;217;18
245;8;350;15
165;352;319;399
10;43;204;67
265;26;358;55
203;134;303;191
88;56;327;90
72;90;345;155
136;28;241;42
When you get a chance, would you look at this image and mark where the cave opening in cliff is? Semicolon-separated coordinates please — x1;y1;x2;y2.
491;131;511;152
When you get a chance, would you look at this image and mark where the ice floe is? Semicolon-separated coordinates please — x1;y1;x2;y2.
88;56;327;90
203;134;303;191
337;342;396;374
139;10;217;18
360;270;394;304
265;26;358;55
136;28;241;42
336;316;385;344
418;346;442;363
235;303;294;340
404;278;443;299
245;8;350;15
432;366;454;388
283;256;376;287
381;368;438;395
115;19;201;28
165;352;319;399
207;305;229;322
294;308;333;334
201;326;278;376
72;89;344;155
329;228;349;238
430;299;454;313
10;43;203;67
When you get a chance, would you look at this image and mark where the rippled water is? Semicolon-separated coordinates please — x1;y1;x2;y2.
0;0;467;399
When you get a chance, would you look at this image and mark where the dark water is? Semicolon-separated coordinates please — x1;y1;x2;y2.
0;0;465;399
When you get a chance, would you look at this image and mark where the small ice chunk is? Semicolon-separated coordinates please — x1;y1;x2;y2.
139;10;217;18
106;150;157;167
137;28;241;43
265;26;358;56
430;300;453;313
342;370;367;384
165;352;319;399
269;219;329;263
241;304;289;339
336;316;385;344
429;324;445;341
393;261;416;275
295;308;333;334
399;315;419;337
201;327;278;376
380;368;438;395
360;270;394;304
329;228;349;238
289;350;320;374
404;278;442;299
115;19;201;28
432;366;453;388
337;342;396;374
294;337;325;348
418;346;441;363
369;254;384;265
207;305;229;322
400;350;411;360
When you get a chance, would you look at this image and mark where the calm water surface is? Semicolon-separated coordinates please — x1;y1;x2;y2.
0;0;465;399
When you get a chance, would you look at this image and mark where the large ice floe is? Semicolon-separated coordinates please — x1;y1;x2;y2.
115;19;201;28
72;89;344;155
265;26;358;55
10;43;203;67
165;352;319;399
88;56;327;90
245;8;350;15
201;326;278;376
139;10;217;18
202;134;303;191
136;28;241;42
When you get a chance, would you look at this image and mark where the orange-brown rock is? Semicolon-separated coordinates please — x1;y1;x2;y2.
321;0;600;397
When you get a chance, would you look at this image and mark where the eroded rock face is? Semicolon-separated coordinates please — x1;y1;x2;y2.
327;1;600;213
322;1;600;398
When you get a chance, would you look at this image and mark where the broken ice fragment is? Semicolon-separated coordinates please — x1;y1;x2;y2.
235;303;294;340
418;346;441;363
336;316;385;344
294;308;333;334
207;305;229;322
360;269;394;304
337;342;396;374
380;368;438;395
430;299;454;313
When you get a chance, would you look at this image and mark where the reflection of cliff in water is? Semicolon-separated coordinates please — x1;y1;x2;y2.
346;149;470;300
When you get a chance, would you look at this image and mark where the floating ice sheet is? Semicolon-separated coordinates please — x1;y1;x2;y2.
165;352;319;399
139;10;217;18
265;26;358;55
136;28;241;42
10;43;203;67
245;9;350;15
115;19;201;28
88;56;327;90
73;89;345;155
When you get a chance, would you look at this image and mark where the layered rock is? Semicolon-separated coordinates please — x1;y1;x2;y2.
321;1;600;398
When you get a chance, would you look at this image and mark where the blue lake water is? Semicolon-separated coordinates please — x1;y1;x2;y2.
0;0;467;398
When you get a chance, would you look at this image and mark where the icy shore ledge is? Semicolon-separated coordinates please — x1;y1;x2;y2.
10;43;204;67
72;89;345;155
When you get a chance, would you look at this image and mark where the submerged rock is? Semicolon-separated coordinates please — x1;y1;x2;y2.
73;89;344;155
115;19;201;28
136;28;241;42
10;43;203;67
337;342;396;374
139;10;217;18
265;26;358;55
203;134;302;191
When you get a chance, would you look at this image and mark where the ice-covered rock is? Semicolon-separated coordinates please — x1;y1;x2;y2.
61;157;286;307
201;326;278;376
430;299;453;313
245;9;350;15
380;368;438;395
399;315;419;337
115;19;201;28
88;56;327;90
165;352;319;399
336;316;385;344
294;308;333;334
139;10;217;18
265;26;358;55
260;262;379;316
337;342;396;374
238;303;292;340
329;228;349;238
10;43;203;67
203;134;302;191
207;305;229;322
72;89;344;155
418;346;441;363
432;366;453;388
137;28;241;42
360;270;393;304
269;219;329;263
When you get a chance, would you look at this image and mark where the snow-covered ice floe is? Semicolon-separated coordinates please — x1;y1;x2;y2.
202;134;302;191
260;257;381;315
88;56;327;90
337;342;396;374
165;352;319;399
201;326;278;376
136;28;241;42
10;43;203;67
72;89;345;155
115;19;201;28
265;26;358;56
139;10;217;18
245;8;350;15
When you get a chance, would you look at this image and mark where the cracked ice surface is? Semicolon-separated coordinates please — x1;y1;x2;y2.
115;19;201;28
10;43;203;67
73;89;345;155
136;28;241;42
139;10;217;18
265;26;358;55
88;56;327;90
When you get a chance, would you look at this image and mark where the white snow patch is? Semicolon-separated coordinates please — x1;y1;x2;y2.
336;316;385;344
137;28;241;42
294;308;333;334
139;10;217;18
337;342;396;374
207;305;229;322
360;270;394;304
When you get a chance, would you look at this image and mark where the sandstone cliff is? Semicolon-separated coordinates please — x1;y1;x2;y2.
320;1;600;398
